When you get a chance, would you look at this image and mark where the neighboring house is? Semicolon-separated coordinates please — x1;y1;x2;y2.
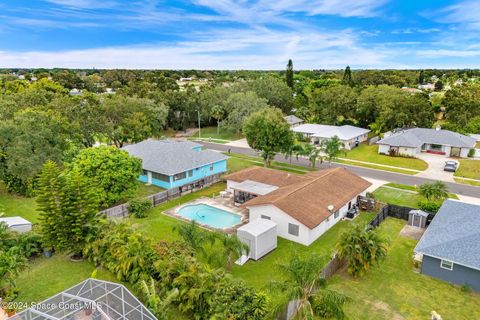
418;83;435;90
415;200;480;291
377;127;476;158
401;87;423;94
284;115;304;127
10;278;157;320
69;88;82;96
225;167;371;246
123;139;228;189
292;124;370;150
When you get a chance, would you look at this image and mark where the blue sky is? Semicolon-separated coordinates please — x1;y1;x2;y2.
1;0;480;69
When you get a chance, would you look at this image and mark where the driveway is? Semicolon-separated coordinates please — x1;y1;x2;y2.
415;153;456;182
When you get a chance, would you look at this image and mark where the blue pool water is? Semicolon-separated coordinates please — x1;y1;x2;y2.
177;204;241;228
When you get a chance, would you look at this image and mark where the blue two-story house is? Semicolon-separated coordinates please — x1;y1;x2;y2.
122;139;228;190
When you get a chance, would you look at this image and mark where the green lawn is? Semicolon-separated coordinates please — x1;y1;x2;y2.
232;213;375;303
373;187;421;208
330;218;480;320
227;153;313;175
196;126;244;141
455;159;480;180
454;177;480;187
384;183;459;200
0;183;39;223
343;144;428;171
15;254;119;304
133;181;164;198
335;159;419;175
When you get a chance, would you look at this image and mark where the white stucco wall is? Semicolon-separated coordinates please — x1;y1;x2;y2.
378;144;390;154
460;148;470;158
247;192;365;246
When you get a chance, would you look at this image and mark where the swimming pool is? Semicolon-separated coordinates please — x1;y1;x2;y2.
177;204;241;229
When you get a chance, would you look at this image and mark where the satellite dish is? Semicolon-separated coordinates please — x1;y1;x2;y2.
327;205;334;212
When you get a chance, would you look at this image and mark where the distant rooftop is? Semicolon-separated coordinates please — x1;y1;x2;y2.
122;139;228;176
284;115;303;125
377;127;476;148
292;124;370;140
415;200;480;270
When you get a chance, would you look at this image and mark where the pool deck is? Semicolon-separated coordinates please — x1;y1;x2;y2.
164;195;249;234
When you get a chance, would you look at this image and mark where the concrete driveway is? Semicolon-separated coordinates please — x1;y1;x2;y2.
415;153;457;182
225;138;251;149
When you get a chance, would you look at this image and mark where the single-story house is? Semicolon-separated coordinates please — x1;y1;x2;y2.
284;115;304;127
377;127;476;158
10;278;156;320
292;124;370;150
225;167;371;246
414;200;480;291
0;217;32;233
123;139;228;189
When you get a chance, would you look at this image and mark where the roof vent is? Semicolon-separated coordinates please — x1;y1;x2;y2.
327;205;334;212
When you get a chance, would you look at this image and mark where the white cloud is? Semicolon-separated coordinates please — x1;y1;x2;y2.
416;49;480;58
45;0;118;9
0;28;394;69
433;0;480;29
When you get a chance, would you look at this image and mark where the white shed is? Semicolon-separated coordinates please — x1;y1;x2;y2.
237;218;277;261
0;216;32;233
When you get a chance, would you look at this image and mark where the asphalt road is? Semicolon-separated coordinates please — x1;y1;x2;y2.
200;142;480;198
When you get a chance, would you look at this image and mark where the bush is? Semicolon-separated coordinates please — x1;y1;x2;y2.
461;283;472;293
418;200;441;213
468;148;475;158
128;198;153;218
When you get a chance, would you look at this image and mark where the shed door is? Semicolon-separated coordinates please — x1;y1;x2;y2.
413;215;421;228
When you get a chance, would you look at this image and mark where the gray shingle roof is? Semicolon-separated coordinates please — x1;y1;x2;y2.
284;115;303;125
415;200;480;270
292;124;370;140
122;139;228;176
377;128;476;148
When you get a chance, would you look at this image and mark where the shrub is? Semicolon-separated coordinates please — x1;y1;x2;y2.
366;192;375;199
461;283;472;293
418;200;441;213
468;148;475;158
128;198;153;218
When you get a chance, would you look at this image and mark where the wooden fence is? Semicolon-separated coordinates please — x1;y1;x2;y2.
366;201;435;230
321;254;346;279
100;173;222;218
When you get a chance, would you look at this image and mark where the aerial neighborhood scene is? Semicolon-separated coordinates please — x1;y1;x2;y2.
2;1;480;320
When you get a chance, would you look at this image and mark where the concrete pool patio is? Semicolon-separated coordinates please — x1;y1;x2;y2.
165;195;248;233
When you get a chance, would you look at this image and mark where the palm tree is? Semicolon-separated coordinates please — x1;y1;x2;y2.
323;136;343;166
269;252;349;320
418;181;449;201
216;233;249;271
210;105;225;135
173;220;207;253
300;143;323;168
337;225;388;277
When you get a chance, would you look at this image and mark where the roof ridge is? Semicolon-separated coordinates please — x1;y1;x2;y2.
270;168;341;202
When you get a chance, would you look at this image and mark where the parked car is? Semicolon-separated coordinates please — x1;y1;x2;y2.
444;161;458;172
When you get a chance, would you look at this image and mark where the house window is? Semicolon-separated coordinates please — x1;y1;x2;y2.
188;170;193;177
430;144;442;151
142;169;148;176
209;164;214;171
440;259;453;271
173;172;187;181
334;211;339;219
326;217;330;222
152;172;170;182
288;223;299;236
261;215;271;220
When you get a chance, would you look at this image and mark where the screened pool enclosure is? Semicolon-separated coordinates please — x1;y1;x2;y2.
10;279;157;320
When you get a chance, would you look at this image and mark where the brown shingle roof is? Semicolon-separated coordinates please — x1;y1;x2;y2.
243;167;371;229
224;166;307;187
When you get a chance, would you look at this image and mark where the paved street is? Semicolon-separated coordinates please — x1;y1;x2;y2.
201;142;480;198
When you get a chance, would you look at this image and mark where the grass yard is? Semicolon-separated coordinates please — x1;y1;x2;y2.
196;126;244;141
232;213;375;303
330;218;480;320
455;159;480;180
15;254;119;304
335;159;418;175
0;183;39;223
384;183;459;200
343;144;428;171
454;177;480;186
133;181;164;198
373;187;421;208
227;153;314;175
